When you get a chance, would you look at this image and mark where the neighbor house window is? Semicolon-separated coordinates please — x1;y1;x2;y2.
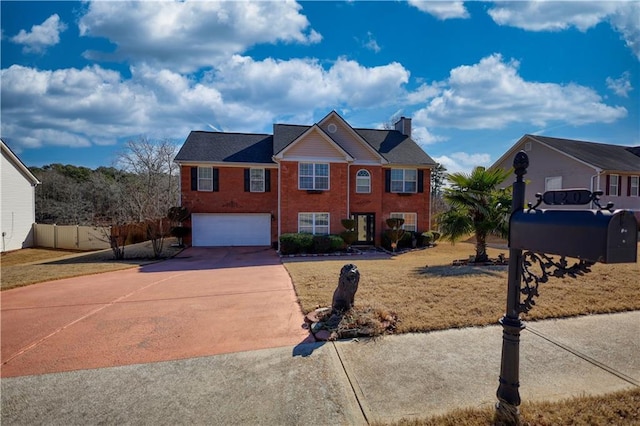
298;213;329;235
299;163;329;190
198;167;213;191
250;168;265;192
390;212;417;232
608;174;620;196
630;176;639;197
356;169;371;193
391;169;417;193
545;176;562;191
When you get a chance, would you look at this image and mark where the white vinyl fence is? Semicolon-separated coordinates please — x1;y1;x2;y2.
33;224;111;250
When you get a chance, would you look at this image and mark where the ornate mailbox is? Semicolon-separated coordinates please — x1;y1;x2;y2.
510;208;638;263
495;152;639;425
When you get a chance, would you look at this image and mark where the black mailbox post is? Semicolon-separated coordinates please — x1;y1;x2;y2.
495;152;638;425
510;209;638;264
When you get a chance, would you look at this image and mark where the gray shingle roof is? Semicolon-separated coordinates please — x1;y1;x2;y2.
176;121;436;167
355;128;436;166
175;131;275;164
529;135;640;172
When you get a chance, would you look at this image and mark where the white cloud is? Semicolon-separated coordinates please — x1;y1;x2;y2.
487;1;640;60
11;14;67;53
606;72;633;97
411;126;447;145
0;55;413;151
212;55;410;112
408;1;470;20
413;54;627;130
434;152;492;175
78;0;321;73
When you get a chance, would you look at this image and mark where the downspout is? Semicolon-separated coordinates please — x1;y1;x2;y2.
347;162;351;220
428;167;432;231
274;157;281;252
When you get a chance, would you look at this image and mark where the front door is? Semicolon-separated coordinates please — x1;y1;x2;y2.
352;213;375;245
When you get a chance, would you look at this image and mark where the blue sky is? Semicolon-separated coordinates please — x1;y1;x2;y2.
2;1;639;174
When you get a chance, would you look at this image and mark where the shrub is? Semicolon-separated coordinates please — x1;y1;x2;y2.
341;219;356;231
382;229;412;251
421;230;441;246
279;233;313;255
328;234;346;251
340;230;358;246
312;235;332;253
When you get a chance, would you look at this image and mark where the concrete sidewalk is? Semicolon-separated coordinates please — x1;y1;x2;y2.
2;311;638;425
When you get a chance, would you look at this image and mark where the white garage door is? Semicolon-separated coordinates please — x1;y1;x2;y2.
191;213;271;247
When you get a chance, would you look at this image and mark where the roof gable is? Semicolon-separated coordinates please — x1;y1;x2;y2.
316;111;385;164
273;125;353;162
1;139;40;185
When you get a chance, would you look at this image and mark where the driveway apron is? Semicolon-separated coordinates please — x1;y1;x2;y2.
1;247;309;378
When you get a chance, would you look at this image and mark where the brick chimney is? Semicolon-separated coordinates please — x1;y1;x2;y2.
394;116;411;137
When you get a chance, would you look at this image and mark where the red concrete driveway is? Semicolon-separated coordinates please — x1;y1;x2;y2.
1;247;309;378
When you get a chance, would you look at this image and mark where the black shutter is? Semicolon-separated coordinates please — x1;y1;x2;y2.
244;169;250;192
605;175;610;195
417;170;424;193
265;169;271;192
213;168;219;192
618;177;622;196
385;169;391;192
628;176;632;196
191;167;198;191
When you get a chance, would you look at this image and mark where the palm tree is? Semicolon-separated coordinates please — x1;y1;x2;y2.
438;166;512;263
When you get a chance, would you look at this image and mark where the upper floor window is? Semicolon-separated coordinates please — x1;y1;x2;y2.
250;168;265;192
198;167;213;191
298;212;329;235
391;169;417;193
545;176;562;191
390;212;417;232
629;176;639;197
356;169;371;193
299;163;329;190
608;174;620;196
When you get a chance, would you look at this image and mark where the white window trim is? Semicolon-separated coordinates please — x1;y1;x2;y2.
630;176;639;197
545;176;562;191
390;212;417;232
298;212;330;235
250;168;265;193
356;169;371;194
198;166;213;192
391;168;417;193
609;174;620;197
299;163;330;191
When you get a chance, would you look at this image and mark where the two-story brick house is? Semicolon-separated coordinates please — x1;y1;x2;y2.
174;111;436;247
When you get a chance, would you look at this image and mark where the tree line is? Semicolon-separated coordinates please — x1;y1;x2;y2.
30;137;179;227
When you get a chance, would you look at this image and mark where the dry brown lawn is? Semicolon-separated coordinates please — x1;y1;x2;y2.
1;239;183;291
284;241;640;333
380;387;640;425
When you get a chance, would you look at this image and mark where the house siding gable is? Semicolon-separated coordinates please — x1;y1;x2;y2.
280;129;347;161
1;150;36;251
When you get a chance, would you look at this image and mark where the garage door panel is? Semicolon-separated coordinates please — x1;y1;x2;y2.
192;214;271;247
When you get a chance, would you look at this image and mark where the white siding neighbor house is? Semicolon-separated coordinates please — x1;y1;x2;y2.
1;139;40;252
491;135;640;211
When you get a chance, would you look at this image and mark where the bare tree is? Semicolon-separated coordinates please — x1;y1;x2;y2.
116;136;180;258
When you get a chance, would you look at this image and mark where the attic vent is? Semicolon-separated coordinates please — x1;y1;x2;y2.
327;123;337;134
525;141;532;151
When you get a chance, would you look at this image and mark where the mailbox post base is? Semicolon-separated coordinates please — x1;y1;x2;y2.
495;400;521;426
496;316;525;426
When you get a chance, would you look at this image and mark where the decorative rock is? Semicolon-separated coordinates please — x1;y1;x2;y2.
311;322;324;333
306;307;330;323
